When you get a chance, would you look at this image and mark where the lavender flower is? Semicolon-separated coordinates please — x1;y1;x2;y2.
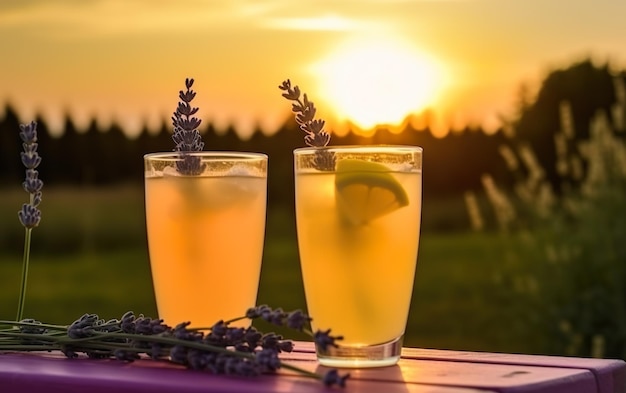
209;320;229;337
265;307;288;325
17;204;41;229
18;121;43;229
323;369;350;388
279;79;336;170
15;121;43;322
67;314;98;338
246;304;272;319
18;319;47;335
172;77;205;175
120;312;165;333
260;332;283;351
243;326;263;348
286;310;313;331
169;344;188;364
314;329;343;351
245;305;312;331
173;321;203;342
254;348;281;371
224;326;246;343
230;358;260;377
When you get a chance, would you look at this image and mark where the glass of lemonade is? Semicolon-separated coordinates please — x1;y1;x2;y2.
294;145;422;368
144;152;268;328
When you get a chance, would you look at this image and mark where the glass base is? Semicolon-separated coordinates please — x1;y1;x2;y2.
315;336;403;368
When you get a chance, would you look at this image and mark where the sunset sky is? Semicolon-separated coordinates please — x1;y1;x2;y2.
1;0;625;139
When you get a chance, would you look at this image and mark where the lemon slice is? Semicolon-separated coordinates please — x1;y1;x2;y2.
335;159;409;225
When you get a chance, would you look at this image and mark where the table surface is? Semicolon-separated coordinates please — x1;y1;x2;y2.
1;341;624;393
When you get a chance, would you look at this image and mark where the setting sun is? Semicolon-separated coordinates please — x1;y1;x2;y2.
311;38;446;131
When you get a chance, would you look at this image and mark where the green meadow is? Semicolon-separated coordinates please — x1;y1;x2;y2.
0;185;546;355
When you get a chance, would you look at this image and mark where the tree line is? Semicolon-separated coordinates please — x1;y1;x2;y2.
1;59;623;210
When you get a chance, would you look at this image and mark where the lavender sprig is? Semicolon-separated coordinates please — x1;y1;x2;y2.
16;121;43;322
0;307;349;388
242;305;344;350
279;79;336;170
172;77;205;175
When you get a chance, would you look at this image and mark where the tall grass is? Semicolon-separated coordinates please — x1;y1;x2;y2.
469;76;626;359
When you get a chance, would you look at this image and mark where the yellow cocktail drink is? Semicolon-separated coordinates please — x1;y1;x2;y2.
294;146;422;367
144;152;267;328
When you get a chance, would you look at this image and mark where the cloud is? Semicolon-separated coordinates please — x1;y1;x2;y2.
260;15;372;32
0;0;401;42
0;1;253;38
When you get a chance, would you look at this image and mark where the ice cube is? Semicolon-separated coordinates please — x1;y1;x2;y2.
227;164;254;177
195;176;263;210
162;165;182;177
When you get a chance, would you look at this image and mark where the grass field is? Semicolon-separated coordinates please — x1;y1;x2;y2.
0;186;548;355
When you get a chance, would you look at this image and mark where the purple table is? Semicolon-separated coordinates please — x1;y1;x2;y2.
1;341;624;392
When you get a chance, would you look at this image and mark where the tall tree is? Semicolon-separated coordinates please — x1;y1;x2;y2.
514;59;618;193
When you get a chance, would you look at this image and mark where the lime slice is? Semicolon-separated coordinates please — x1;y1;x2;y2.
335;159;409;225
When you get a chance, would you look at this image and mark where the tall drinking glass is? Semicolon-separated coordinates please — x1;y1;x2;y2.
144;152;268;328
294;145;422;368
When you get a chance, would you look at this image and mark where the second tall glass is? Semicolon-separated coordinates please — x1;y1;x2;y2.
144;151;268;328
294;145;423;368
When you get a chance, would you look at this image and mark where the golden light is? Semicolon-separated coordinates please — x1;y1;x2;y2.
311;37;446;131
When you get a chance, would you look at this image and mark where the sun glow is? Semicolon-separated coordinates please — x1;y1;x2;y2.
312;38;446;131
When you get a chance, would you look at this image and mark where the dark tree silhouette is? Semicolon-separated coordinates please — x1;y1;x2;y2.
513;59;619;193
0;105;22;185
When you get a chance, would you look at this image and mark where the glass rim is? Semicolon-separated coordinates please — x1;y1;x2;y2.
293;144;422;155
144;151;268;161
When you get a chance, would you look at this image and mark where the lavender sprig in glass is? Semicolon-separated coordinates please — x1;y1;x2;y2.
172;77;205;175
279;79;336;170
16;121;43;322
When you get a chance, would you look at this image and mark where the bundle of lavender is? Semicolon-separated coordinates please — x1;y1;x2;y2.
0;307;347;386
0;79;349;388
